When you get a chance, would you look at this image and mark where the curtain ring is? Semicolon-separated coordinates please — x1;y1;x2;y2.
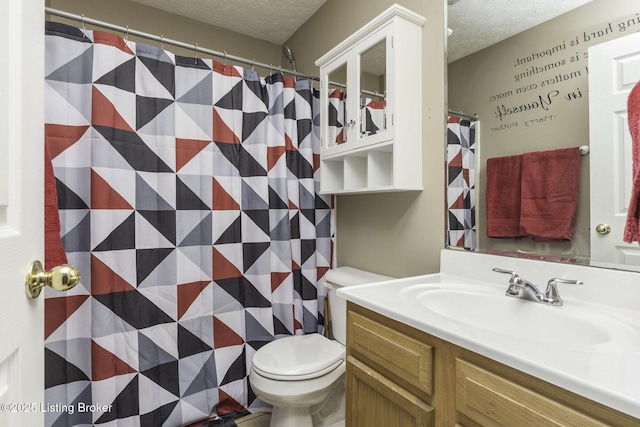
251;59;255;71
194;43;198;64
123;25;129;44
81;13;86;36
223;51;227;66
160;35;164;50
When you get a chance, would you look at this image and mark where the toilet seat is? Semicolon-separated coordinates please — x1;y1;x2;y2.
252;334;345;381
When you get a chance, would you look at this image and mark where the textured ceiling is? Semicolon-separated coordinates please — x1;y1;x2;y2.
447;0;595;62
131;0;327;44
132;0;595;61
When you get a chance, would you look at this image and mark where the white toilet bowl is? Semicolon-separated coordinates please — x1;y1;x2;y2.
249;334;346;427
249;267;392;427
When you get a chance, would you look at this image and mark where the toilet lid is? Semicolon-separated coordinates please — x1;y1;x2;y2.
252;334;345;380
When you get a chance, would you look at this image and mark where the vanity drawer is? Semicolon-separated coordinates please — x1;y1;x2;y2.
348;309;433;396
455;359;603;427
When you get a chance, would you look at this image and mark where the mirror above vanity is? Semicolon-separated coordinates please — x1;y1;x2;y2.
447;0;640;272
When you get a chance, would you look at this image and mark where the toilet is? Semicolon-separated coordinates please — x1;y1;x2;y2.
249;267;391;427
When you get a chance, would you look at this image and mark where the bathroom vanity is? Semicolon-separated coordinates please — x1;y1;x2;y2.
338;250;640;426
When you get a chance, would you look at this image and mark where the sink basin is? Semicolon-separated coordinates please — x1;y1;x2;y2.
401;282;640;351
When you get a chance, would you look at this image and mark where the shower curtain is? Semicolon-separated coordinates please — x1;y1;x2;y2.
447;116;477;250
43;22;332;427
327;88;346;145
360;98;385;136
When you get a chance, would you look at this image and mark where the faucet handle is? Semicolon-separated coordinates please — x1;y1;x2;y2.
492;268;522;283
548;278;583;286
493;268;523;295
544;278;583;306
492;267;519;279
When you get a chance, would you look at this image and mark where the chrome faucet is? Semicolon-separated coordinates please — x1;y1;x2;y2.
492;268;583;306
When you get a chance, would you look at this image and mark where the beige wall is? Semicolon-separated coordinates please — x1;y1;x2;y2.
47;0;448;278
287;0;447;278
48;0;283;70
448;0;638;260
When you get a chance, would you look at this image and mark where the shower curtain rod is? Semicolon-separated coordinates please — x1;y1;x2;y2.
328;81;384;99
448;109;479;121
45;7;318;81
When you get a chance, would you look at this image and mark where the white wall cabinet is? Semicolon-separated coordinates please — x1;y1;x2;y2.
316;4;425;194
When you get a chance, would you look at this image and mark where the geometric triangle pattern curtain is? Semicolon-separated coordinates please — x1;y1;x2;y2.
44;21;332;427
327;89;346;146
447;116;477;250
360;98;385;136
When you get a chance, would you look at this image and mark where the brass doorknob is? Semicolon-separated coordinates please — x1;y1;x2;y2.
25;261;80;299
595;223;611;235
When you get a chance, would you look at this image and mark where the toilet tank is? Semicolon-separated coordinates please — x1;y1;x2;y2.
323;267;392;345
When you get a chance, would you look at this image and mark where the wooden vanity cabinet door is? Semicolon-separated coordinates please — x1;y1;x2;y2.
347;356;434;427
455;359;605;427
347;308;433;399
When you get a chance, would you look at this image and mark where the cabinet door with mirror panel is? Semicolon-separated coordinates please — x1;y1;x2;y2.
321;25;391;156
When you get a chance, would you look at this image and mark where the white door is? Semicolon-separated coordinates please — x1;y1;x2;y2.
0;0;45;425
589;31;640;266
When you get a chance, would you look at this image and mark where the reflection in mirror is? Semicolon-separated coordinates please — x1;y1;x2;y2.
327;63;347;146
360;38;386;136
446;115;478;251
446;0;640;272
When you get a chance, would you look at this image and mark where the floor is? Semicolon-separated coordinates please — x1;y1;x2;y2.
236;413;271;426
191;412;271;427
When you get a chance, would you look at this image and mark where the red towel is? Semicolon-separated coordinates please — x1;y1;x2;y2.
486;154;522;237
519;147;581;241
623;80;640;243
44;143;68;270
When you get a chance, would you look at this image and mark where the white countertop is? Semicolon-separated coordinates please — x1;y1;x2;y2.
336;249;640;419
